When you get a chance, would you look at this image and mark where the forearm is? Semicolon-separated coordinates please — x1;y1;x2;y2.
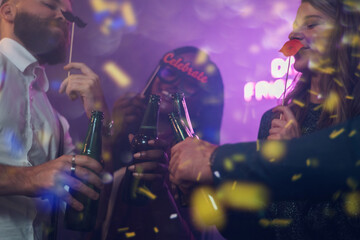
211;116;360;200
0;164;31;196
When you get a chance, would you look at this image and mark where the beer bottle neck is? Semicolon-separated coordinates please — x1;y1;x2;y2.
82;112;103;162
138;98;160;138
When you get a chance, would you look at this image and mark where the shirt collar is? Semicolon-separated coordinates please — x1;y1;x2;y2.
0;38;49;91
0;38;38;73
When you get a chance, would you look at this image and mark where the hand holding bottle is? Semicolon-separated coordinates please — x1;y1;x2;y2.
169;137;217;186
127;134;169;181
22;154;103;211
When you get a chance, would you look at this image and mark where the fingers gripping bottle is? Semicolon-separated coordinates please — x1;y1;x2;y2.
64;111;104;231
122;94;161;205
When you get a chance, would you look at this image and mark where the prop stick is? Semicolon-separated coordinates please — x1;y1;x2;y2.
140;64;160;97
61;11;87;77
279;39;304;118
68;22;75;77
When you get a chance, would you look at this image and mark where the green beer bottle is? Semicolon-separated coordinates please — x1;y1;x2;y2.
122;94;161;204
64;111;103;231
171;92;194;135
168;112;193;206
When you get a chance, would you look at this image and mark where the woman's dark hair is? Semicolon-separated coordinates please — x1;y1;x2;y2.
285;0;360;128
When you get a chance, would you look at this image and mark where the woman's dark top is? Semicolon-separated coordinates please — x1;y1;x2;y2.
216;104;360;240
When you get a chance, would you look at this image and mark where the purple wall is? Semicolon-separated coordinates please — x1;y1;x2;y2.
47;0;300;146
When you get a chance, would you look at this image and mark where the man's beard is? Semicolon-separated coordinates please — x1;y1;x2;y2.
14;11;69;65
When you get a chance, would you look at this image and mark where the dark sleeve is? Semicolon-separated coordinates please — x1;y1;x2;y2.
257;108;275;140
211;115;360;200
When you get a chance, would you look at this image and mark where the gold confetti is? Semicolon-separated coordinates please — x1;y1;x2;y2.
137;187;157;200
333;191;342;201
121;2;137;26
195;50;208;65
153;227;159;233
125;232;136;238
197;172;202;182
323;91;340;113
261;141;286;162
313;104;323;111
306;158;319;168
191;187;226;230
256;140;260;151
103;62;131;88
231;181;237;190
291;174;302;181
224;158;234;172
285;119;294;129
232;154;246;162
330;115;338;119
344;191;360;216
259;218;292;227
117;227;129;232
217;182;269;211
329;128;345;139
205;64;216;75
346;95;354;100
333;78;344;87
347;178;358;191
292;99;305;107
102;151;111;162
349;130;357;137
308;89;319;96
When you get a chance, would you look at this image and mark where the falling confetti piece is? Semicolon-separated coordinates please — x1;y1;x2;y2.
344;192;360;216
232;154;246;162
333;78;344;87
313;104;323;111
291;174;302;181
306;158;319;168
125;232;136;238
197;172;202;182
217;182;269;211
293;99;305;107
191;187;226;230
333;191;342;201
195;50;208;65
121;2;136;26
347;178;358;191
279;39;304;57
329;128;345;139
346;95;354;100
323;91;340;113
261;141;286;162
137;187;157;200
349;130;357;137
224;158;234;172
285;119;294;129
256;140;260;151
330;115;338;119
153;227;159;233
103;62;131;88
308;89;319;96
259;218;292;227
117;227;129;232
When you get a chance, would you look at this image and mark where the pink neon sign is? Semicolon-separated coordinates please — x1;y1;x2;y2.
244;57;298;102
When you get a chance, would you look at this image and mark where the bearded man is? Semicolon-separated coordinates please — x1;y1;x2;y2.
0;0;111;239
